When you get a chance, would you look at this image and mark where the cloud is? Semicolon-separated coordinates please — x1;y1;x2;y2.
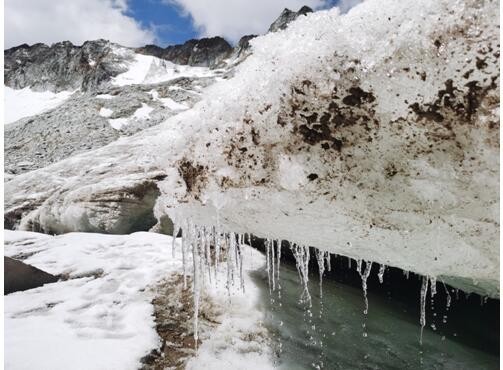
336;0;363;13
5;0;156;48
166;0;328;43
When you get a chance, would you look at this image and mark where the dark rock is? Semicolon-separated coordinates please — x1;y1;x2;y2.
4;257;58;294
136;36;232;68
235;35;257;57
4;39;128;92
268;6;313;33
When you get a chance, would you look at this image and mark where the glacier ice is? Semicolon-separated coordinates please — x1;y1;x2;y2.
4;0;499;297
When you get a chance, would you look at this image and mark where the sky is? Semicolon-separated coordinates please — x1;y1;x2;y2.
5;0;360;49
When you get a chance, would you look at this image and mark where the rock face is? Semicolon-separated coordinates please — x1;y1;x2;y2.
4;39;129;92
136;37;233;68
4;257;58;294
268;6;313;33
4;0;500;297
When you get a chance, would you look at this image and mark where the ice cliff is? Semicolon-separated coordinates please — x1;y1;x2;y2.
5;0;499;296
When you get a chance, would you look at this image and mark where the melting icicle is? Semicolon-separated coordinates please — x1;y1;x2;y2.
171;223;179;258
358;261;373;315
315;250;327;299
378;264;386;284
357;260;373;338
276;239;282;300
191;223;201;349
238;234;245;292
276;239;282;285
271;239;276;292
419;276;429;345
325;252;332;272
181;220;188;289
266;239;272;295
291;244;312;308
429;276;437;297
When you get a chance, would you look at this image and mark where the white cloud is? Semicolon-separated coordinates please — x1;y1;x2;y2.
167;0;328;43
336;0;363;13
5;0;156;48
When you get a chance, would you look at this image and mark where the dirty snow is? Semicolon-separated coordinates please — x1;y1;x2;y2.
4;87;74;124
4;230;273;370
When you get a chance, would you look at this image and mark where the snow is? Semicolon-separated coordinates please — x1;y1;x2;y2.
96;94;114;99
98;107;113;117
149;90;188;111
111;54;215;86
4;87;74;124
161;97;189;111
4;230;273;370
133;103;154;120
5;0;500;296
108;117;129;130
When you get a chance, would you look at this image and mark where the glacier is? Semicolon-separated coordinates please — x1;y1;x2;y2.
4;0;500;297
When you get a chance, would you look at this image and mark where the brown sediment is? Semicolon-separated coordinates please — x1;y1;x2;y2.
140;274;219;370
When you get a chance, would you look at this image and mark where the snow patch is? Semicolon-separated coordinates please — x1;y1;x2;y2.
5;87;74;124
108;117;129;130
112;54;215;86
149;89;188;111
98;107;113;118
96;94;114;100
4;230;273;370
133;103;154;120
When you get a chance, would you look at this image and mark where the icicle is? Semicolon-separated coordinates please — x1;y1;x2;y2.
356;260;373;338
419;276;429;345
171;222;179;258
291;244;311;308
378;264;386;284
181;220;188;289
325;253;332;272
276;239;282;285
358;261;373;315
271;238;276;291
238;234;245;292
429;276;437;297
266;239;272;295
191;223;201;350
214;225;221;282
276;239;282;299
203;227;212;285
442;282;451;310
226;233;235;296
315;250;327;299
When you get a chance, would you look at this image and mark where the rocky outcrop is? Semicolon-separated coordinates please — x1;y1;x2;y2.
4;39;129;92
5;257;58;294
268;6;313;33
234;35;258;58
136;37;233;68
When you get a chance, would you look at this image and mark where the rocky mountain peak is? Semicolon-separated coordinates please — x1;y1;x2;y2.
136;36;232;68
268;5;313;33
